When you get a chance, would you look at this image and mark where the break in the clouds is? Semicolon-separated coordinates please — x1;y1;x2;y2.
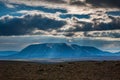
0;0;120;52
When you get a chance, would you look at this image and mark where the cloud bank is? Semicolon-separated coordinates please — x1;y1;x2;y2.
0;13;66;36
0;0;120;37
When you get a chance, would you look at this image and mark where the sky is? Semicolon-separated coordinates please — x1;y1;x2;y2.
0;0;120;52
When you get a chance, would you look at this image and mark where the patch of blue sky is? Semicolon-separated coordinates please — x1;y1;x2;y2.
59;14;90;19
106;11;120;16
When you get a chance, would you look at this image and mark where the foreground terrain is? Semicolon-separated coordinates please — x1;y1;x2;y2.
0;61;120;80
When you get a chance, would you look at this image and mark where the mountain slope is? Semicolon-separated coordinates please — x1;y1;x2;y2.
0;51;18;56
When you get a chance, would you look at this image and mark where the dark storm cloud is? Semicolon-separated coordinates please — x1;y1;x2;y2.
41;0;86;6
86;0;120;8
67;16;120;32
0;14;66;36
69;0;86;6
67;0;120;8
41;0;66;3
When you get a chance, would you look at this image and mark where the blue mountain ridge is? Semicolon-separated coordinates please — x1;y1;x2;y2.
0;43;119;60
0;51;18;57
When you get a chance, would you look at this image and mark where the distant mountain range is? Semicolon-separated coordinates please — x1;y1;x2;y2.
16;43;110;58
0;43;120;61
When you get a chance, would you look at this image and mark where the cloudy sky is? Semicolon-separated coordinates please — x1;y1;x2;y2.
0;0;120;52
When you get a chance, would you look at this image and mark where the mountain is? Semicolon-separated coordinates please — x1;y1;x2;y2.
10;43;113;59
115;52;120;55
0;51;18;57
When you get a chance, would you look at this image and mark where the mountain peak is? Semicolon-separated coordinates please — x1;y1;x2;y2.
14;43;111;59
